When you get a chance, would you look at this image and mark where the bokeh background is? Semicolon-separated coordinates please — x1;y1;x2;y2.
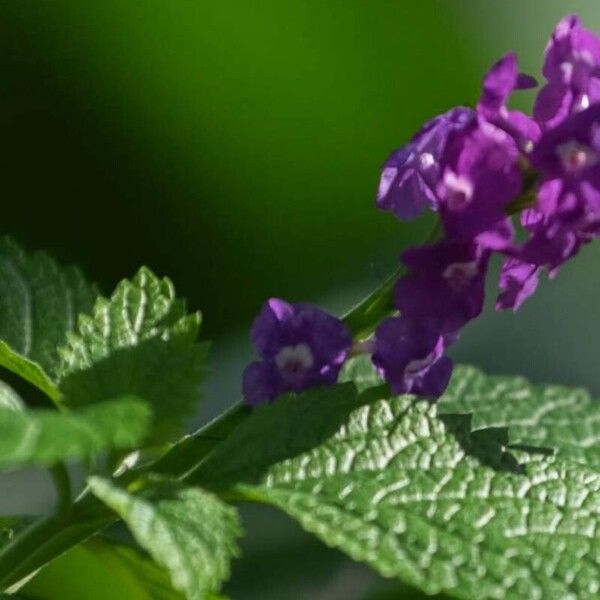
2;2;600;598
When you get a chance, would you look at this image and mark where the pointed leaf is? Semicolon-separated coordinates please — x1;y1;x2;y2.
57;268;208;440
0;238;98;400
89;478;240;600
57;267;187;374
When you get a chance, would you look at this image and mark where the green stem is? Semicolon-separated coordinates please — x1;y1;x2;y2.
342;266;403;339
342;221;441;339
0;496;114;591
49;463;72;517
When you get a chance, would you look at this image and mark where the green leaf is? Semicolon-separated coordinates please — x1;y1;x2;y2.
338;352;386;392
0;397;151;468
57;267;190;374
57;268;207;440
0;381;24;411
89;477;240;600
23;538;185;600
438;364;600;469
0;238;98;401
192;375;600;600
342;356;600;470
0;518;24;549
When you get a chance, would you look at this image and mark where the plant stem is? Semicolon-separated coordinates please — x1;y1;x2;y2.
342;266;403;339
0;496;114;591
342;221;441;339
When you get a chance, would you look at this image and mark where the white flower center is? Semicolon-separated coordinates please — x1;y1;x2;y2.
557;140;598;174
443;170;474;210
275;343;314;384
419;152;435;170
577;94;590;111
560;61;574;84
443;260;479;291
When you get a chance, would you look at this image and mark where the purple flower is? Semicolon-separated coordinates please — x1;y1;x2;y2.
395;240;489;332
517;103;600;268
372;316;453;397
242;299;352;406
496;258;540;311
436;119;520;249
477;52;539;146
534;15;600;129
376;107;474;219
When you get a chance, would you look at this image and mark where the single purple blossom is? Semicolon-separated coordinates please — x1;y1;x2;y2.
395;240;489;332
436;119;520;249
496;257;540;311
534;15;600;129
242;299;351;406
477;52;540;147
377;107;474;219
372;316;453;397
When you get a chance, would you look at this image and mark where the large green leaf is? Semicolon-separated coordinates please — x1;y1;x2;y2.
438;365;600;469
192;377;600;600
23;538;184;600
0;238;98;401
0;397;150;468
89;478;240;600
57;268;208;439
342;356;600;470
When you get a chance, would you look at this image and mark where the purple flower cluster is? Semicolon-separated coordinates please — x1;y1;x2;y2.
375;15;600;396
243;15;600;406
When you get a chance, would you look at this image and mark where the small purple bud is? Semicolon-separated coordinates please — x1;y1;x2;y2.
372;316;453;398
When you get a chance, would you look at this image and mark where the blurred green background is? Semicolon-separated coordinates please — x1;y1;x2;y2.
3;1;600;598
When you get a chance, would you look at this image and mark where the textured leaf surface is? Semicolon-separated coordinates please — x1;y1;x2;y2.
194;373;600;600
0;397;151;468
0;238;98;400
89;478;240;600
57;268;208;439
342;356;600;470
438;365;600;469
23;538;184;600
